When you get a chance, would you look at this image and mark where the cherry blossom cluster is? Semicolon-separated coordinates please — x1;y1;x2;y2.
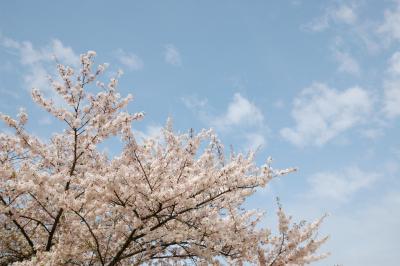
0;51;328;265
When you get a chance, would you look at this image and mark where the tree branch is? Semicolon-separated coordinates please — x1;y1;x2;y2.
73;210;105;265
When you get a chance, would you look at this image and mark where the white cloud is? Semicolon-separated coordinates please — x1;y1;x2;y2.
1;35;78;67
334;50;360;75
0;36;83;113
182;93;268;150
114;49;143;70
333;5;357;25
303;3;400;53
383;51;400;118
303;4;357;32
281;83;372;147
303;5;385;54
211;93;264;130
0;35;79;96
307;166;379;202
50;39;79;66
388;51;400;75
377;3;400;44
164;44;182;66
212;93;267;150
23;65;50;92
134;124;163;141
16;41;43;65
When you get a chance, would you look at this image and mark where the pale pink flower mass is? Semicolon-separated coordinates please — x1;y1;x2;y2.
0;52;328;265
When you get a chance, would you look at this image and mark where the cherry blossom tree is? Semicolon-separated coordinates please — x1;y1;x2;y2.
0;51;328;265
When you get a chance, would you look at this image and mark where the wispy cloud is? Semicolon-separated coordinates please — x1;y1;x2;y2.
334;50;360;75
1;35;78;67
114;48;143;70
306;166;380;202
181;95;209;123
303;4;357;32
50;39;79;66
307;1;400;53
0;34;79;97
303;14;330;32
333;4;357;25
281;83;372;147
181;95;208;109
388;50;400;75
134;124;163;141
23;65;50;93
377;2;400;45
164;44;182;66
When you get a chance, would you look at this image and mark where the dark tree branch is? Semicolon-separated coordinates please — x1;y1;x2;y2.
73;210;105;265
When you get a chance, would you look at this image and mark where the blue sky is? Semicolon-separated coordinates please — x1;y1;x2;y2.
1;1;400;265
